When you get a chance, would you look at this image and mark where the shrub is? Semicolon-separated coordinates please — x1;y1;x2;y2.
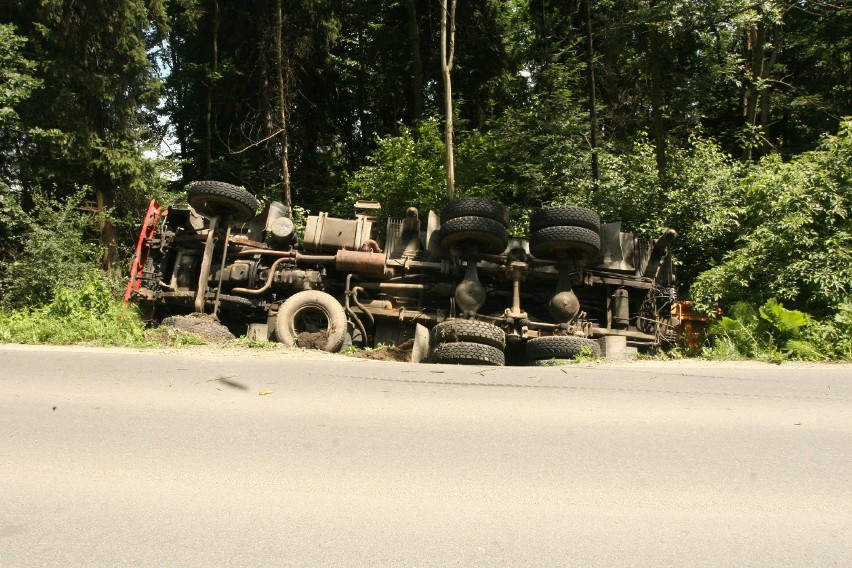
691;122;852;318
0;188;102;309
0;271;147;346
702;299;826;362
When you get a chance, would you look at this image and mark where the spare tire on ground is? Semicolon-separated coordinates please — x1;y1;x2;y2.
275;290;348;352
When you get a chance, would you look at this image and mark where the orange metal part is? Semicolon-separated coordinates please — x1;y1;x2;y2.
672;301;710;350
123;200;166;302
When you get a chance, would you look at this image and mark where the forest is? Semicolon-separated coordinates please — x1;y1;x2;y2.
0;0;850;359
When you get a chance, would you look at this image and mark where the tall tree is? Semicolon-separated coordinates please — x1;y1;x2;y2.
440;0;457;198
3;0;168;268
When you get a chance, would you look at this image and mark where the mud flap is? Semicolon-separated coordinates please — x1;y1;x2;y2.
411;323;430;364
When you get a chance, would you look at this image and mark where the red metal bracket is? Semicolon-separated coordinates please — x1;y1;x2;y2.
123;200;166;303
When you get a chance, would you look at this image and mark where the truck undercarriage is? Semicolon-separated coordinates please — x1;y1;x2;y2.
126;181;679;365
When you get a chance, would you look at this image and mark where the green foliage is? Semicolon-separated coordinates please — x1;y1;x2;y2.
800;300;852;362
0;272;147;346
4;0;170;255
0;24;39;129
691;122;852;317
594;135;744;289
702;299;823;362
0;189;102;309
338;119;447;219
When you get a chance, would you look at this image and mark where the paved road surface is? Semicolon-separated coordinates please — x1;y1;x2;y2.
1;345;851;567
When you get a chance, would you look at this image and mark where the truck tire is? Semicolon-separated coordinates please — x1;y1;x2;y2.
440;216;509;254
441;197;508;226
526;336;601;361
432;341;505;366
275;290;348;352
433;319;506;350
529;225;600;260
186;180;258;223
530;206;600;233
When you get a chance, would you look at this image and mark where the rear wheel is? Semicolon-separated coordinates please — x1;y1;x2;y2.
530;206;600;233
432;319;506;350
440;216;509;254
432;341;505;366
186;180;258;223
529;225;600;260
526;335;601;361
441;197;508;226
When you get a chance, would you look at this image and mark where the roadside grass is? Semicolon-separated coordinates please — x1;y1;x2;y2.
0;275;148;347
4;276;849;363
0;274;205;348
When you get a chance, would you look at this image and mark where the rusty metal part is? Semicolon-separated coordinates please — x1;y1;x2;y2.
672;301;709;349
351;287;375;328
334;249;390;278
503;261;528;318
611;287;630;329
344;274;369;345
230;257;289;295
547;263;580;323
194;215;219;313
455;261;486;316
213;220;233;316
359;239;383;253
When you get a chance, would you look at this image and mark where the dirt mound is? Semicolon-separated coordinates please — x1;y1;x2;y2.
353;339;414;362
157;313;236;343
296;330;330;350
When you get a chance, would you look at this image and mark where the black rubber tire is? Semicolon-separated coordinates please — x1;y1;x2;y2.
529;225;600;260
440;216;509;254
441;197;509;226
275;290;348;352
186;180;258;223
432;341;505;366
433;319;506;350
526;336;601;360
530;206;600;233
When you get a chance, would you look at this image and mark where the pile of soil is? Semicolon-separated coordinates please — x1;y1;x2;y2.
353;339;414;362
295;330;330;350
154;313;236;344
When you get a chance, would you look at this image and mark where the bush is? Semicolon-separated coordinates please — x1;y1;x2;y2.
703;299;823;362
0;272;147;346
338;119;447;219
595;136;744;290
0;188;102;309
691;122;852;318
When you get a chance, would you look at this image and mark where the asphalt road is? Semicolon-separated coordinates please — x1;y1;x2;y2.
1;345;851;567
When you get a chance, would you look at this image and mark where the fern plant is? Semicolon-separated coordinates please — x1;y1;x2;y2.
703;299;825;362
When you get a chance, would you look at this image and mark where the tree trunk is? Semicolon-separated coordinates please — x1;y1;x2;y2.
649;27;667;173
440;0;456;199
743;21;766;161
275;0;292;213
205;0;219;177
759;23;780;154
584;0;599;186
170;32;190;181
407;0;423;120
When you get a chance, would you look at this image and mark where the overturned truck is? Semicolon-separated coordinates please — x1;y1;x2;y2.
126;181;679;365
